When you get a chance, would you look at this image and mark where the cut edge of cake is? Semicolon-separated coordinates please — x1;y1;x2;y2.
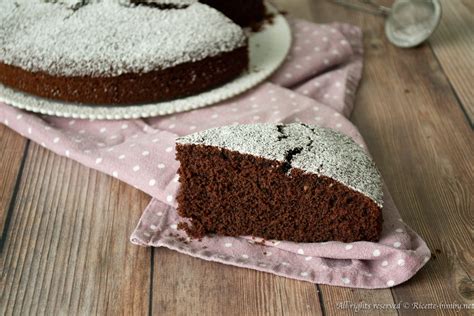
175;123;384;243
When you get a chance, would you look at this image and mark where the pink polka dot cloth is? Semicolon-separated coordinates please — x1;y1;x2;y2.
0;20;430;289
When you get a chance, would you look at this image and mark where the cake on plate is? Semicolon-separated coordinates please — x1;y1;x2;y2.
0;0;255;105
175;123;384;243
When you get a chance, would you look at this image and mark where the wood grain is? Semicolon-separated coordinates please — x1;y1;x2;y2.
430;0;474;125
0;143;151;315
272;0;314;20
152;248;323;316
306;0;473;315
318;284;398;316
0;125;28;238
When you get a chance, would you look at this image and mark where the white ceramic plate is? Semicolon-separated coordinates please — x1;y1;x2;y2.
0;3;291;120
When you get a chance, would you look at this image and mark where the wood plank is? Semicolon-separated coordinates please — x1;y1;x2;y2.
305;0;474;314
272;0;314;20
430;0;474;125
273;0;399;313
0;125;28;238
0;143;151;315
318;284;398;315
152;248;323;316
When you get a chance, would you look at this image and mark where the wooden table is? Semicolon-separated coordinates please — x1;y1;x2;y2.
1;1;472;315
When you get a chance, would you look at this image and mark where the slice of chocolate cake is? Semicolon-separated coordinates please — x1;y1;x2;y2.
175;123;384;243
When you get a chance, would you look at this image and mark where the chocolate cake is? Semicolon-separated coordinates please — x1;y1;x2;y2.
0;0;248;105
175;123;384;243
200;0;265;27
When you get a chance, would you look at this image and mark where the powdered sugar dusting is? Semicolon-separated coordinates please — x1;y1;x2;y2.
177;123;383;206
0;1;246;76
